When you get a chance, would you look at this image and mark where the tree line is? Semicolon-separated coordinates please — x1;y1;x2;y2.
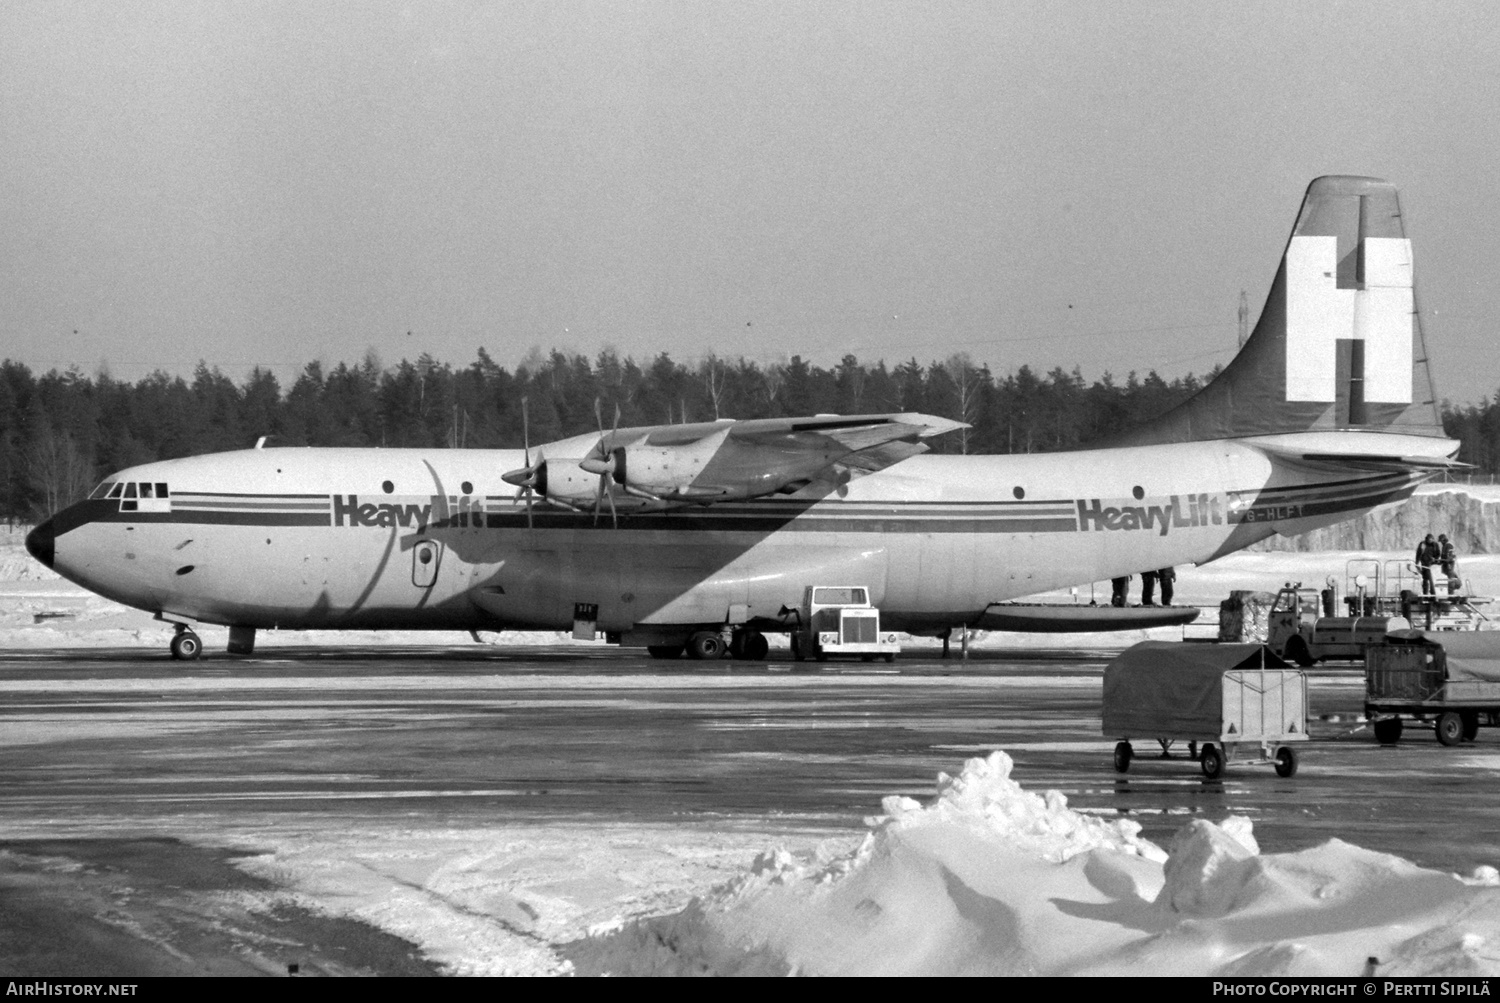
1;347;1492;521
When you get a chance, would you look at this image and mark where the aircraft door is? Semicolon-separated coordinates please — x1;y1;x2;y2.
412;539;443;588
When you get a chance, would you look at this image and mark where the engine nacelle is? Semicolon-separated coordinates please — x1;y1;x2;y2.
610;430;843;502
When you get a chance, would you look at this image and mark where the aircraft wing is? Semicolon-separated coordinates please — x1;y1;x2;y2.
558;412;967;506
623;412;965;449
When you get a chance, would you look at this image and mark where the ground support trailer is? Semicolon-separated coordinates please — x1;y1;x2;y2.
1365;631;1500;746
1103;641;1309;779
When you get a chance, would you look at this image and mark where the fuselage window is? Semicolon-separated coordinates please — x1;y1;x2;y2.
89;481;116;500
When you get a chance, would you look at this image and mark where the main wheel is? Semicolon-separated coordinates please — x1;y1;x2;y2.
646;644;683;660
170;631;202;661
728;632;748;659
1200;743;1225;779
1462;711;1480;742
1113;742;1133;773
1437;710;1465;746
1373;716;1403;745
686;631;725;661
1274;746;1299;778
745;632;769;661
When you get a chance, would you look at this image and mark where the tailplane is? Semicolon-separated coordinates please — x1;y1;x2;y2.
1112;176;1444;446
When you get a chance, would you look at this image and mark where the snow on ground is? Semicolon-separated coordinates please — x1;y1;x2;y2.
567;752;1500;976
6;524;1500;975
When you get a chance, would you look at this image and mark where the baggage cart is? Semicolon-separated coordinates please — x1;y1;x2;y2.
1103;641;1309;778
1365;630;1500;745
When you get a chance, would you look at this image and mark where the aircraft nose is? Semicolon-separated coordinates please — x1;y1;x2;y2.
25;519;55;569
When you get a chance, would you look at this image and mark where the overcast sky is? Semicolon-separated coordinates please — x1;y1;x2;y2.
4;1;1500;404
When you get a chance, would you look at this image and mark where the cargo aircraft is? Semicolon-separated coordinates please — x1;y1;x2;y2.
26;176;1460;660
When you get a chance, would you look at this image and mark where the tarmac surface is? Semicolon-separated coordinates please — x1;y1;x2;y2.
2;644;1498;975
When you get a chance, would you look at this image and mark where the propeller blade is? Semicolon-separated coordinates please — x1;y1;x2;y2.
522;396;531;468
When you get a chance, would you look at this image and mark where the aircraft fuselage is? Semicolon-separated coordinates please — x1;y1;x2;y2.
34;434;1433;640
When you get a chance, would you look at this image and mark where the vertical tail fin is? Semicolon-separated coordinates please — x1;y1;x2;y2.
1115;176;1443;445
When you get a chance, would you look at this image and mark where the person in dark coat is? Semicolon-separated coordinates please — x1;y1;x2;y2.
1439;534;1459;592
1139;569;1158;606
1157;566;1176;606
1111;576;1130;608
1415;533;1440;595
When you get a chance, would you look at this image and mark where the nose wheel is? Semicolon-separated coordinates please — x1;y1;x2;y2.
170;629;202;661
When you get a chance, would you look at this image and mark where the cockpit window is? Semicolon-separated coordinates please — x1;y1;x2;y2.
123;483;137;499
107;483;124;499
156;482;169;498
89;481;116;500
139;483;154;499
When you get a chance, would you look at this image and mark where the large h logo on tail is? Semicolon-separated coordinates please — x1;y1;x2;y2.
1284;235;1413;408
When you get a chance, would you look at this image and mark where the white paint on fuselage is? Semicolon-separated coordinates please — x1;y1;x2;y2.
47;433;1444;634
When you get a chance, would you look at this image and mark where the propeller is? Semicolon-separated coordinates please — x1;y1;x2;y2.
500;396;543;528
580;398;621;527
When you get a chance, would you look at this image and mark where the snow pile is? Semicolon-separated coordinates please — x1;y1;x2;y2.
569;752;1500;976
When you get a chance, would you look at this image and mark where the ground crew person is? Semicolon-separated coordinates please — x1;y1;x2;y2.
1158;566;1176;606
1416;533;1440;595
1111;576;1130;607
1140;570;1158;606
1439;534;1459;592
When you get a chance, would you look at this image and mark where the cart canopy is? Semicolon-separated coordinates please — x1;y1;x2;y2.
1387;630;1500;682
1102;641;1288;738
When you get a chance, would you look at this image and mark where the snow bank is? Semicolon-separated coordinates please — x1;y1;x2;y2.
569;752;1500;977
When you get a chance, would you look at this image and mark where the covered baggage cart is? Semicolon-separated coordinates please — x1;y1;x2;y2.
1103;641;1309;778
1365;630;1500;745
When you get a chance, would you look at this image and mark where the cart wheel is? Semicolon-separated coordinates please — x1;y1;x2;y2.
1462;712;1480;742
1200;744;1225;779
1274;746;1298;778
1436;711;1465;747
1373;716;1403;745
1113;742;1133;773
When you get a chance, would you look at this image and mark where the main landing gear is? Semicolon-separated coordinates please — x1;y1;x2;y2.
651;629;771;661
169;626;202;661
